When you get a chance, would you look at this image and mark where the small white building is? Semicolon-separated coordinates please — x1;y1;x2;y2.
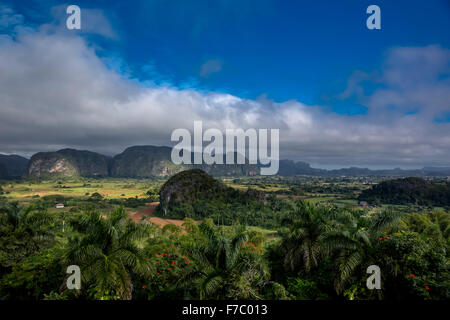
55;203;64;209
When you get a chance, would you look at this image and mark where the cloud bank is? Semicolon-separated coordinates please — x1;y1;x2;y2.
0;16;449;168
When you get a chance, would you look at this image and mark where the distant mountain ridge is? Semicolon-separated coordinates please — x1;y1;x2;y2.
277;161;450;177
326;166;450;177
26;146;259;178
0;154;29;179
28;149;110;178
1;146;450;179
277;160;324;175
111;145;186;177
110;146;259;177
0;163;8;179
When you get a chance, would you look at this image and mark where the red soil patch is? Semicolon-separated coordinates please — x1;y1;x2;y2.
131;202;197;232
146;217;187;228
130;202;159;222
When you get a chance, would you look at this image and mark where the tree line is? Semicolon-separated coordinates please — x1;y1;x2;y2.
0;198;448;300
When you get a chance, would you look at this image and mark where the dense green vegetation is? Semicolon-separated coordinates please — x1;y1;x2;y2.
359;177;450;207
0;154;28;179
156;169;279;227
0;172;449;300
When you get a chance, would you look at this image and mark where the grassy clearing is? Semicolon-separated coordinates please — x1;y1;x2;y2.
1;178;160;203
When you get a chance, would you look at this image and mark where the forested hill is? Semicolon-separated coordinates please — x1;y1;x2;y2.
0;154;29;179
156;169;267;223
358;177;450;206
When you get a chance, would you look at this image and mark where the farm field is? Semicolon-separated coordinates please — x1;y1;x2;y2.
0;178;164;201
1;173;449;301
1;175;441;214
0;175;375;235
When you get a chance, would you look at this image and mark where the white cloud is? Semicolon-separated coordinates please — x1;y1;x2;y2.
0;27;449;168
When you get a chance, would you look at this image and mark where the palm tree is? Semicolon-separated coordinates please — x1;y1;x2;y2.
64;207;153;299
181;222;269;299
0;202;54;238
280;200;333;272
0;202;54;270
323;209;402;294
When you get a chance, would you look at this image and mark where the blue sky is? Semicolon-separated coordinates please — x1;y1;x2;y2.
7;0;450;111
0;0;449;168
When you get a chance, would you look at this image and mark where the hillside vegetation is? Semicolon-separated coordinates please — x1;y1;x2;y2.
28;149;109;178
358;177;450;206
0;154;28;178
157;169;272;225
